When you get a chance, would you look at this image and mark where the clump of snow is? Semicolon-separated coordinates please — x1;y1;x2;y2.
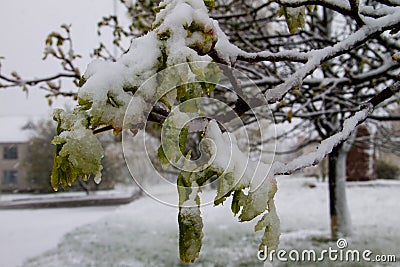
202;120;280;251
79;32;163;130
213;21;243;64
204;120;274;191
53;0;220;190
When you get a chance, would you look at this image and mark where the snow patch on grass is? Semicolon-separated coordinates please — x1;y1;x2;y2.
24;177;400;266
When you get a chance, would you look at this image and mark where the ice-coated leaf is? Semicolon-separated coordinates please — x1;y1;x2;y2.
179;126;189;154
239;190;268;221
48;0;282;263
178;206;204;263
177;170;193;206
255;200;281;252
157;145;170;166
214;172;235;205
51;109;104;191
160;113;190;165
231;189;245;216
201;120;281;253
177;171;203;263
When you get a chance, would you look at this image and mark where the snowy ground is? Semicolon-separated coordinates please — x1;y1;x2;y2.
0;206;118;267
0;184;137;202
1;176;399;267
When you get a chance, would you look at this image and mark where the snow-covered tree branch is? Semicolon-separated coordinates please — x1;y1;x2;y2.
1;0;399;263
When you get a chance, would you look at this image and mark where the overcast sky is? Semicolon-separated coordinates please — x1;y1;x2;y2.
0;0;118;119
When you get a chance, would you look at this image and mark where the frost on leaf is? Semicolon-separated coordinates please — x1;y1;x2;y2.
254;183;280;252
49;0;280;263
51;109;103;191
51;0;219;190
177;171;203;263
178;205;204;263
174;120;280;262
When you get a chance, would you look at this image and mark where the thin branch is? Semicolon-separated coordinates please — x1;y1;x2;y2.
368;115;400;121
272;81;400;175
265;10;400;101
0;73;79;88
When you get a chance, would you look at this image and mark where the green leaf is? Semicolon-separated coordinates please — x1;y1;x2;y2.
278;6;285;17
177;170;192;206
281;7;306;34
157;145;170;166
239;192;267;221
160;114;189;166
214;195;228;206
157;30;170;41
287;109;293;123
78;76;87;87
195;167;217;186
177;168;204;263
106;92;122;108
176;84;187;102
78;97;93;110
203;0;215;9
179;126;189;155
51;147;79;191
255;200;281;251
50;109;104;190
215;172;236;202
178;206;203;263
50;152;61;191
231;189;245;216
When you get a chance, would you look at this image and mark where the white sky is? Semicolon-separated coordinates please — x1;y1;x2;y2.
0;0;118;119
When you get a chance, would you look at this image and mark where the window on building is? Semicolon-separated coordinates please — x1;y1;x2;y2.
3;145;18;159
2;170;18;185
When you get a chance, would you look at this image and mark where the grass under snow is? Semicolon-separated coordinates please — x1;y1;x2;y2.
24;176;400;267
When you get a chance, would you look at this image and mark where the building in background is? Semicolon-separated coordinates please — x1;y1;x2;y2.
301;124;378;181
346;125;376;181
0;116;120;193
0;117;36;192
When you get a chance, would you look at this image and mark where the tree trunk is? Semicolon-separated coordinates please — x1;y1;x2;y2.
78;178;90;195
328;143;352;240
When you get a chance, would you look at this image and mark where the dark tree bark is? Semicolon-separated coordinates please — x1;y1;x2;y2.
328;143;352;239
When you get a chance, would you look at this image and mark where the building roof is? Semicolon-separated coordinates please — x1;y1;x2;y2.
0;116;39;143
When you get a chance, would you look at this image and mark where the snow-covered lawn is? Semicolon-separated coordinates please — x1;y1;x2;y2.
0;206;118;267
1;176;399;266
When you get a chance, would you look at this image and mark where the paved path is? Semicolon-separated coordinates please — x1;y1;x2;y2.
0;191;142;209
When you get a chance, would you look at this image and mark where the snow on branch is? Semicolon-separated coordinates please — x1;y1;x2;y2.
212;6;400;100
265;9;400;101
272;81;400;175
0;24;81;98
272;108;370;175
275;0;400;18
212;22;309;64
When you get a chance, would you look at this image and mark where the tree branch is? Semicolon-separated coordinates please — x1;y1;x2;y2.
272;81;400;175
